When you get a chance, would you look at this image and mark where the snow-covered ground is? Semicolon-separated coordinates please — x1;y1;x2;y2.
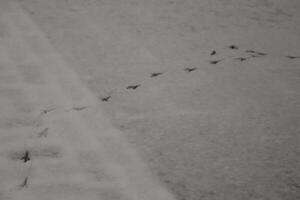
1;0;300;199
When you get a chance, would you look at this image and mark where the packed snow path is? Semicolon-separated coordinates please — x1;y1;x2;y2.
0;2;176;200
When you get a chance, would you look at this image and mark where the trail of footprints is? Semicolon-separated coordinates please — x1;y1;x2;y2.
3;104;62;190
7;125;60;189
40;108;56;115
126;84;141;90
3;44;299;191
8;127;64;190
97;45;299;103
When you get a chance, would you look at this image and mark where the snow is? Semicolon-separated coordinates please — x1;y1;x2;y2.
1;0;300;199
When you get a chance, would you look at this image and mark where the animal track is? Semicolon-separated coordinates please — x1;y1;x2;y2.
10;146;61;160
286;55;300;59
209;59;223;64
229;45;238;50
19;177;28;188
41;108;56;115
150;72;163;77
184;67;197;72
235;57;249;62
38;128;48;138
245;50;267;57
101;96;111;102
21;150;30;163
31;146;61;158
72;106;88;111
255;52;267;56
245;50;256;54
126;84;140;90
96;46;294;104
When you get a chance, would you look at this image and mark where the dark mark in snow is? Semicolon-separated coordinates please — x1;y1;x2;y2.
32;147;61;158
229;45;238;50
249;54;260;58
184;67;197;72
286;56;300;59
150;72;163;77
209;59;223;64
38;128;48;138
20;177;28;188
41;108;56;115
126;84;141;90
256;52;267;56
21;151;30;163
246;50;267;57
101;96;111;102
245;50;256;54
72;106;88;111
291;183;300;189
210;50;216;56
235;57;249;61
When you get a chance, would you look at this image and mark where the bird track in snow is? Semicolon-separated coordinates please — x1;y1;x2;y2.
184;67;197;72
150;72;163;77
101;96;111;102
126;84;141;90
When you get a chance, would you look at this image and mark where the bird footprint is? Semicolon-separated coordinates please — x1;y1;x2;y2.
246;50;267;57
235;57;249;62
21;151;30;163
72;106;88;111
101;96;111;102
209;59;223;64
150;72;163;77
286;55;300;59
19;177;28;188
126;84;141;90
228;45;238;50
41;108;56;115
184;67;197;72
38;128;48;138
